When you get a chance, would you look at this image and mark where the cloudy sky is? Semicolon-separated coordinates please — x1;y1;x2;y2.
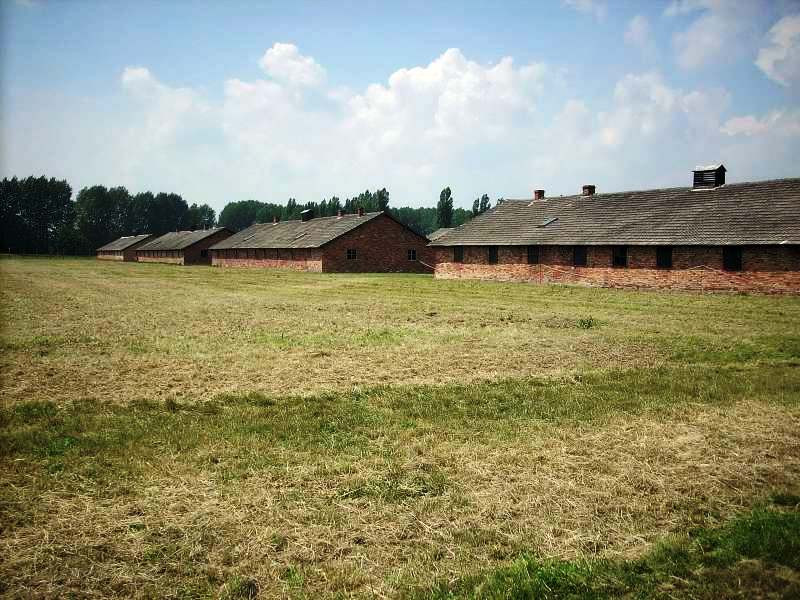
2;0;800;212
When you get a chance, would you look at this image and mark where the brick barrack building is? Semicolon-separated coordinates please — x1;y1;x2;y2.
430;166;800;294
136;228;233;265
96;234;154;261
210;209;433;272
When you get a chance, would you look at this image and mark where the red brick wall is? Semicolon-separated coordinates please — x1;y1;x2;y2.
182;229;233;265
322;214;434;273
212;248;323;272
136;230;232;266
96;252;124;261
138;253;184;265
434;245;800;294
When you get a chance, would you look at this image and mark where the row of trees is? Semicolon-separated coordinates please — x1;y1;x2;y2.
220;187;486;235
218;188;393;232
1;176;215;254
1;175;499;254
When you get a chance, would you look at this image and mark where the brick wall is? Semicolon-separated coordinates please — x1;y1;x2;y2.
433;245;800;294
212;248;323;272
137;230;232;266
96;252;124;261
138;253;184;265
322;213;434;273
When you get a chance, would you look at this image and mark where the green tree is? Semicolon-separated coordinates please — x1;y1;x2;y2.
219;200;264;231
437;187;454;228
186;203;216;229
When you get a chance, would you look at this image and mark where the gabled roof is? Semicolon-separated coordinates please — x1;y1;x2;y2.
430;178;800;246
210;211;391;250
137;228;230;251
428;227;454;241
97;234;153;252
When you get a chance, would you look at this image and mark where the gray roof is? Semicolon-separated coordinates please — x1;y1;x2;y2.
428;228;453;241
430;178;800;246
137;228;230;251
210;212;386;250
97;234;153;252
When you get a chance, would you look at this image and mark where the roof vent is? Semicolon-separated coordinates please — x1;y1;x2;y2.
693;164;726;189
582;185;596;196
300;209;314;222
534;189;545;201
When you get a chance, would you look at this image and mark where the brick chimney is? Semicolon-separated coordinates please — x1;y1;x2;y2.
272;215;278;224
582;184;596;196
357;207;364;217
337;209;343;218
534;189;545;201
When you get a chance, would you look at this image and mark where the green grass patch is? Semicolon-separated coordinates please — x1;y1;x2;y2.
417;504;800;599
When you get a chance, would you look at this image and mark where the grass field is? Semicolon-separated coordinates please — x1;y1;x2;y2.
1;256;799;598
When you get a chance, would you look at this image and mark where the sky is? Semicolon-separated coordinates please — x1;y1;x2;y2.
2;0;800;213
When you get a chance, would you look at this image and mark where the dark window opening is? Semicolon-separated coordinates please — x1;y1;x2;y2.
612;246;628;268
407;248;417;261
488;246;498;264
573;246;587;267
453;247;464;263
201;249;208;258
347;248;357;260
656;246;673;269
723;246;742;271
527;245;539;264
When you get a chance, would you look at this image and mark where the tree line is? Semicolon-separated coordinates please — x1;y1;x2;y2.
220;187;487;235
1;176;215;254
1;175;496;254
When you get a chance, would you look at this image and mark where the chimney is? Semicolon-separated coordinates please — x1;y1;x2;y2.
337;209;343;218
534;189;545;201
272;215;278;224
582;184;596;196
300;208;313;222
693;164;726;189
357;206;364;217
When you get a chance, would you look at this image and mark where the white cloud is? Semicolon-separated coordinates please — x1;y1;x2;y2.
258;42;326;87
722;109;800;136
624;15;657;59
668;1;761;70
755;14;800;86
562;0;606;20
5;44;800;210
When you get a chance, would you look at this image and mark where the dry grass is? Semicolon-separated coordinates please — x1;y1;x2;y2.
2;257;799;405
1;256;800;598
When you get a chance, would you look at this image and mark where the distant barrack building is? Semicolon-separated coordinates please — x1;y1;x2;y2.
210;208;433;272
430;166;800;293
96;234;154;262
136;228;233;265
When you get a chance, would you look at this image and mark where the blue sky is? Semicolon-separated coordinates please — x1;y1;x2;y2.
2;0;800;212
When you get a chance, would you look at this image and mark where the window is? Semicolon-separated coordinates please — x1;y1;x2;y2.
573;245;587;267
612;246;628;268
527;245;540;264
200;249;208;258
656;246;673;269
723;246;742;271
453;246;464;263
488;246;498;264
347;248;357;260
407;248;417;261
